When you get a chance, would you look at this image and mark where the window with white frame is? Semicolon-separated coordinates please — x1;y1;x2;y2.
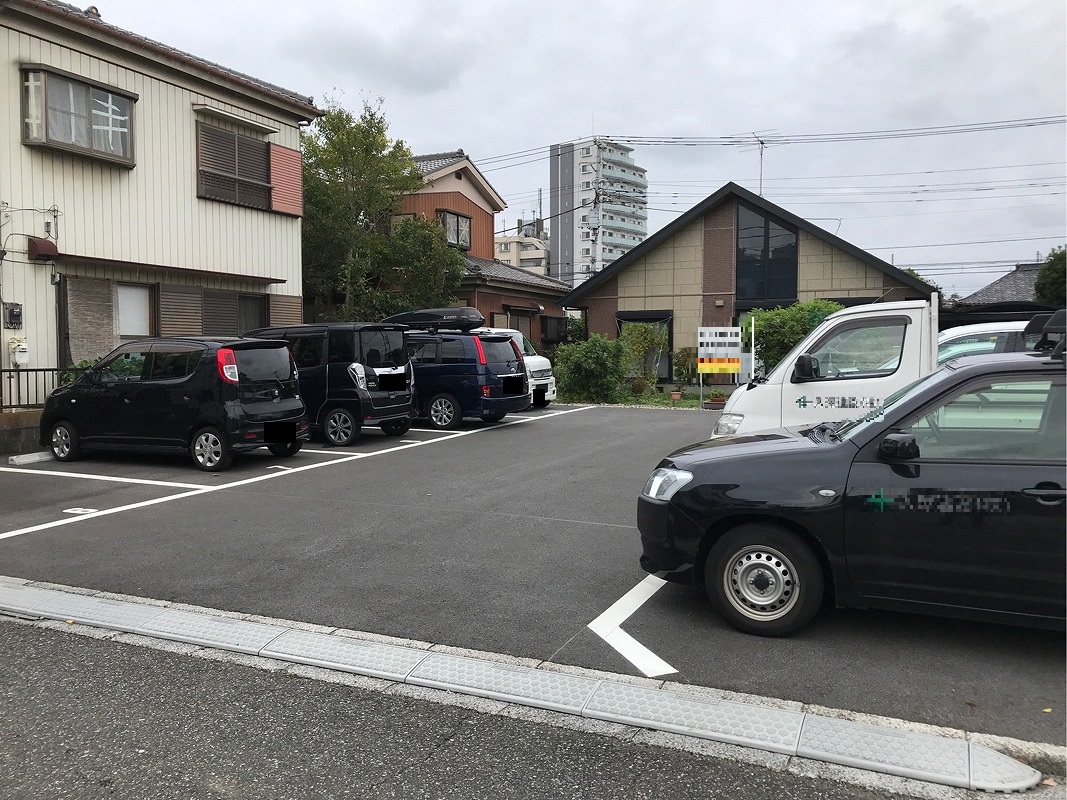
117;284;152;340
22;67;135;164
498;242;510;252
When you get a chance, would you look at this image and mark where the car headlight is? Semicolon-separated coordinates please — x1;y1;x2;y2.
713;413;743;436
642;467;693;501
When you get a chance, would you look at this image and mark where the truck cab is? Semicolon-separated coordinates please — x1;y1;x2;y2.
713;297;938;436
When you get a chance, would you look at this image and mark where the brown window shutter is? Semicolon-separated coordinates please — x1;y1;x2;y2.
268;294;303;325
269;144;303;216
203;291;239;336
159;285;203;336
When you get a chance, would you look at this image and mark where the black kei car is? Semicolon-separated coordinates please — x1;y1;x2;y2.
40;337;309;472
638;337;1066;637
245;323;413;445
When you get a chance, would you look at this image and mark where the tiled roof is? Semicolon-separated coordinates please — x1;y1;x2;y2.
959;264;1041;305
413;151;468;175
463;255;571;292
22;0;320;116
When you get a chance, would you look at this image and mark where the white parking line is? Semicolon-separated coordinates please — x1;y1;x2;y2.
588;574;676;677
0;466;205;489
0;405;595;542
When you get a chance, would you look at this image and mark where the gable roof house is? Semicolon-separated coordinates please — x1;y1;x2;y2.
401;151;570;346
0;0;321;408
557;182;934;381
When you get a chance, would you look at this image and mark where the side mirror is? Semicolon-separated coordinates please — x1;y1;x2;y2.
792;354;819;382
879;432;919;461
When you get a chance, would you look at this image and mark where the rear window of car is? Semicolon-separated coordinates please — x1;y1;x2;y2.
235;346;293;382
480;339;518;364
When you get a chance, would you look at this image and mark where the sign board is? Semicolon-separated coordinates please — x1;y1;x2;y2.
698;327;742;374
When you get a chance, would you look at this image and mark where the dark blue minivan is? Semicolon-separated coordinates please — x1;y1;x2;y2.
383;308;531;430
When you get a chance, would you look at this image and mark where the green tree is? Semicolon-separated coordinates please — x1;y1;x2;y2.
1034;246;1066;307
554;335;629;403
901;268;942;297
619;322;669;392
751;299;844;372
301;100;461;320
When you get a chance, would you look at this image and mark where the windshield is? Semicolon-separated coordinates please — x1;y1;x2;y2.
835;368;950;441
236;347;294;382
520;337;539;357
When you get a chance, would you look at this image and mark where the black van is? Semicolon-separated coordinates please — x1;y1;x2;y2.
245;323;413;445
382;308;530;430
39;337;309;471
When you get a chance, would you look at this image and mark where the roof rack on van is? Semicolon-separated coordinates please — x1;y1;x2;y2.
1023;312;1054;337
382;307;485;332
1029;309;1065;358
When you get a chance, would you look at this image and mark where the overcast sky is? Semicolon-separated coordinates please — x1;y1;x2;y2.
97;0;1066;298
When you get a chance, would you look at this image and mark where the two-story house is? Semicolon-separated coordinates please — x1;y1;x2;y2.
0;0;320;413
402;150;569;346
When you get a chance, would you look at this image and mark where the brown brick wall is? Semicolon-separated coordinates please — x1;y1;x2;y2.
584;276;620;337
702;200;736;326
67;277;114;363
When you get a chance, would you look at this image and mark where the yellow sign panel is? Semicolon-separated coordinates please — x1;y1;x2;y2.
698;357;741;374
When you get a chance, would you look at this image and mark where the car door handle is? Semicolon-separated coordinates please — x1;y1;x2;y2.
1022;484;1066;505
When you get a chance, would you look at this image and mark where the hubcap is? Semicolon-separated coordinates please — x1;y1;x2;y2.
195;432;223;466
326;412;352;443
723;545;800;622
52;427;70;457
430;399;454;427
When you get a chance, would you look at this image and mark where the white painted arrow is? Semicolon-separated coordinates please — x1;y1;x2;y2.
588;575;676;677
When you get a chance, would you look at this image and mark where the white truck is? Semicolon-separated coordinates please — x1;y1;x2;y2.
713;296;939;436
474;327;557;407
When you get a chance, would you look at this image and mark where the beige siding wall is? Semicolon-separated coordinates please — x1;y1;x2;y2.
797;230;888;301
616;220;704;349
0;19;306;369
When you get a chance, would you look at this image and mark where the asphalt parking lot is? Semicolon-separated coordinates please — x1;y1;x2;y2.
1;404;1063;748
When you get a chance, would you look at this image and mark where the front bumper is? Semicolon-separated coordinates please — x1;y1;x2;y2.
531;376;557;401
637;494;700;584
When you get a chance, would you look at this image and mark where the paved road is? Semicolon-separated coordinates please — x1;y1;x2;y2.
5;618;1041;800
1;405;1063;760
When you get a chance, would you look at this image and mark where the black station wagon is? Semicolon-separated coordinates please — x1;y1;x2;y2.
639;328;1066;637
40;337;309;471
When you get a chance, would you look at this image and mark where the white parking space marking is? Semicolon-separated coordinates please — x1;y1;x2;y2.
0;466;205;489
62;508;97;515
0;405;595;542
588;574;676;678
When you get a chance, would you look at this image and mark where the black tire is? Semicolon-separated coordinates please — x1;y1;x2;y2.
49;421;82;462
322;407;360;446
191;426;234;472
705;524;824;637
380;419;411;437
267;441;302;457
426;393;461;431
481;412;507;423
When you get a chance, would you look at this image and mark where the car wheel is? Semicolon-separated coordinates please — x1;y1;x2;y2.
191;426;234;472
481;412;507;423
267;441;302;457
49;421;82;462
322;407;360;446
705;524;824;637
380;419;411;437
426;393;461;430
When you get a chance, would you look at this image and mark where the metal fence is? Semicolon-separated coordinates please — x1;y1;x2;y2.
0;368;86;411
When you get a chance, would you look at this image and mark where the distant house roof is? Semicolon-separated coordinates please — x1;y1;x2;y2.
413;151;469;175
958;263;1042;305
10;0;322;120
463;255;570;294
559;181;933;306
412;150;506;212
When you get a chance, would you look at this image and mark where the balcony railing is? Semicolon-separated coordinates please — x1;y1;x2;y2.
1;368;85;411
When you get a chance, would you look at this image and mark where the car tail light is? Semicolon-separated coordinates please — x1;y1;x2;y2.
217;348;239;384
473;336;487;365
481;385;490;397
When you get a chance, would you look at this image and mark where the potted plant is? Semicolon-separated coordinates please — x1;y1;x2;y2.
704;388;729;410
